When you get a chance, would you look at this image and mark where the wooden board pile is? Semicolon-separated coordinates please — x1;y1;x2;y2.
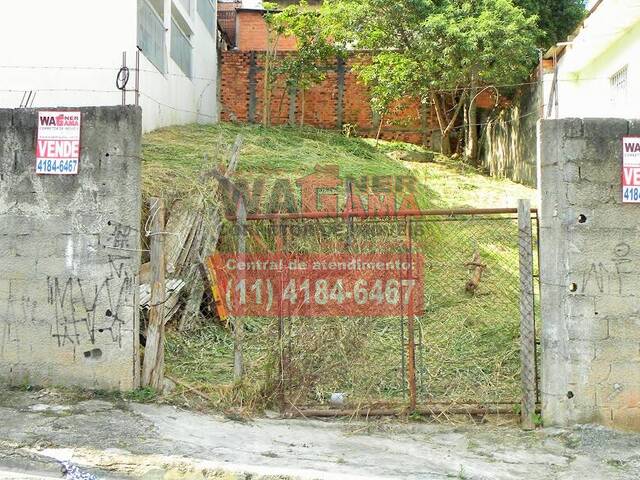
138;136;242;331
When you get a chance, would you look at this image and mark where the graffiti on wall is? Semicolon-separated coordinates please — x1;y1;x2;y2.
0;220;137;354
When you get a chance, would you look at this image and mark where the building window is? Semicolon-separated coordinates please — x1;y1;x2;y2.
197;0;216;37
610;65;628;108
171;19;193;79
138;0;167;73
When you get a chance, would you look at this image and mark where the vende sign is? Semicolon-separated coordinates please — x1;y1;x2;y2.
35;111;81;175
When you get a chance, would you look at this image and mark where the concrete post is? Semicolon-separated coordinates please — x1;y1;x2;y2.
539;118;640;430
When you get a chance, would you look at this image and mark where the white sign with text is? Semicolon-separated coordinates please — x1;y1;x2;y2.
623;136;640;203
35;111;81;175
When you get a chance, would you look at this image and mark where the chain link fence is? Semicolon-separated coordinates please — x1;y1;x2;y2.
193;210;540;413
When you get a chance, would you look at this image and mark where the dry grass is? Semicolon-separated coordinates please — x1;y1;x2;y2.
143;122;537;413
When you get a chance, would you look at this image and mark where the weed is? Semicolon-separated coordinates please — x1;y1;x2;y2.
533;413;544;427
123;387;158;403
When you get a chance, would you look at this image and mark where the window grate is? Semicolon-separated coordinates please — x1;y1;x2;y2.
197;0;216;37
138;0;166;74
610;65;628;107
171;19;193;79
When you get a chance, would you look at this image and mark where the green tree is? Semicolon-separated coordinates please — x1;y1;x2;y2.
324;0;539;162
513;0;586;48
356;53;417;143
268;1;343;127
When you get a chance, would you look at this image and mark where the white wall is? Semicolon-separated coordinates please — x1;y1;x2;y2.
0;0;218;132
547;0;640;119
139;0;220;131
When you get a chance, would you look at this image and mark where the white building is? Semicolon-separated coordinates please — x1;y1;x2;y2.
545;0;640;119
0;0;220;132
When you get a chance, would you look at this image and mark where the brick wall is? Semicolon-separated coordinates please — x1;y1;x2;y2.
237;10;298;51
220;50;437;146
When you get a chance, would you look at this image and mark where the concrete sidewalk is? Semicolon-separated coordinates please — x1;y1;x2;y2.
0;389;639;479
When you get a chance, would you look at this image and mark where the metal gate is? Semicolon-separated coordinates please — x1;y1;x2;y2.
212;205;539;421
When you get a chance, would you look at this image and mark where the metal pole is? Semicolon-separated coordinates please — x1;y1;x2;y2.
135;47;140;107
233;197;246;380
518;199;536;430
122;51;127;106
276;218;286;411
406;218;417;411
230;207;538;222
553;51;559;119
538;49;544;119
345;180;354;248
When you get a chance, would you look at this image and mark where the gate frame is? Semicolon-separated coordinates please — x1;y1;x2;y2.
224;205;539;425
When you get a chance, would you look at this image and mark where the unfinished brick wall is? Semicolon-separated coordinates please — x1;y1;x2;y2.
220;51;436;146
236;10;298;51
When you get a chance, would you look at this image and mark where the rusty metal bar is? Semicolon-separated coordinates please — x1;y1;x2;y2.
283;405;520;418
276;218;286;412
121;51;127;106
227;207;538;222
135;47;140;107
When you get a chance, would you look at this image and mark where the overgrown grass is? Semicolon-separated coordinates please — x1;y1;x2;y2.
143;123;415;206
143;123;535;210
142;123;536;412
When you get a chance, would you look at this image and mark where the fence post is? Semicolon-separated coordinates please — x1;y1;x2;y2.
142;198;166;390
518;199;536;429
233;197;247;380
405;218;417;411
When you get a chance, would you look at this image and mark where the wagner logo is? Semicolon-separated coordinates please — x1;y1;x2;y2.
39;113;80;127
36;110;81;175
625;141;640;153
623;137;640;161
39;115;57;127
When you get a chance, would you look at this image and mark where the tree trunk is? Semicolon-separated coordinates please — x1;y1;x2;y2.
299;88;305;127
431;92;464;157
375;111;386;145
466;81;479;165
440;133;451;156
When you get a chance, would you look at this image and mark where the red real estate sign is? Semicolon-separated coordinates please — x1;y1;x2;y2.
35;111;81;175
623;136;640;203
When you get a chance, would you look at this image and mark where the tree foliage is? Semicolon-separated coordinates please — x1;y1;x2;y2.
324;0;539;160
513;0;586;49
266;1;342;126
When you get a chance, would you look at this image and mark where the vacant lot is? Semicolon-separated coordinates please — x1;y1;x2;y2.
142;123;536;411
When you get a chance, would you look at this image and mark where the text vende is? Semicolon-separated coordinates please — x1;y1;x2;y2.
36;140;79;159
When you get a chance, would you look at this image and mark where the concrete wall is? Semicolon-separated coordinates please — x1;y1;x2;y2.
539;117;640;431
0;106;141;390
0;0;218;133
480;83;541;187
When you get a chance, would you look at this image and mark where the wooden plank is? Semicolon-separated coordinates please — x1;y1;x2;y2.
141;197;166;390
518;199;537;430
179;135;244;330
